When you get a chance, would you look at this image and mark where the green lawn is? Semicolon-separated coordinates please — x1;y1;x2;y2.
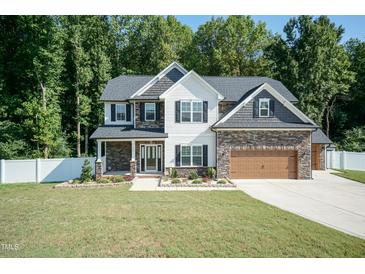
333;169;365;184
0;183;364;258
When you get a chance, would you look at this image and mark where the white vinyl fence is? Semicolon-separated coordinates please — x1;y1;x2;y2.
0;157;96;184
327;151;365;171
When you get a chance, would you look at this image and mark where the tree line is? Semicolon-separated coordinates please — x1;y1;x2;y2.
0;15;364;159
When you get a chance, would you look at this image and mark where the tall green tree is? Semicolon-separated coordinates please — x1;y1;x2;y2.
266;16;355;135
111;16;193;75
189;16;272;76
0;16;68;159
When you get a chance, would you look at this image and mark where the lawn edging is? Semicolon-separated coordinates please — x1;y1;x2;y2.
53;181;132;189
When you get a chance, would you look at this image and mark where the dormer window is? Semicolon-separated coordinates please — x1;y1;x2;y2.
145;103;156;121
259;98;270;117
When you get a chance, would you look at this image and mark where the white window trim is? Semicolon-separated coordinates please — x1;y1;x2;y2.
116;103;127;122
259;98;270;118
180;100;203;123
145;102;156;121
180;144;203;167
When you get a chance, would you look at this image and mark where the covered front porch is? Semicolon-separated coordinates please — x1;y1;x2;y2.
95;139;165;177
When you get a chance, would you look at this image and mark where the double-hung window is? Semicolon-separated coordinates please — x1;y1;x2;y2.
116;104;126;121
145;103;156;121
180;145;203;166
181;145;191;166
259;98;270;117
181;101;203;123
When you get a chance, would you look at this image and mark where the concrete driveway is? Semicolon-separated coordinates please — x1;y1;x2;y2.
232;170;365;239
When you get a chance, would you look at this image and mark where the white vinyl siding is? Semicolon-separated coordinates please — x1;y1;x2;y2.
164;75;219;135
165;134;216;168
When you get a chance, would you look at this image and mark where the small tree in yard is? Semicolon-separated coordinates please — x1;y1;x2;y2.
80;159;92;182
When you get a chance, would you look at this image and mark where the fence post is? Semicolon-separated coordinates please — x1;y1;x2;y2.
36;158;41;183
0;159;5;183
341;151;347;170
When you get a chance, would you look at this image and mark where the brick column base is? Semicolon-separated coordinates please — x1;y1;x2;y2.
95;160;103;179
130;160;136;178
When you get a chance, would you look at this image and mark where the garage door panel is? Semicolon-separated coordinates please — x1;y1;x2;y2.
230;150;297;179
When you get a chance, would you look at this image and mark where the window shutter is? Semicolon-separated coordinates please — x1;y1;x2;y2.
126;104;131;121
175;101;180;123
203;145;208;167
253;99;259;118
156;102;160;120
111;104;116;121
175;145;180;166
140;103;145;122
203;101;208;123
269;100;275;117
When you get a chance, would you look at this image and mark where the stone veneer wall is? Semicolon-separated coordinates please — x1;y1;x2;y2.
136;141;165;173
106;142;131;171
218;101;236;117
216;130;311;179
320;144;326;170
135;102;164;128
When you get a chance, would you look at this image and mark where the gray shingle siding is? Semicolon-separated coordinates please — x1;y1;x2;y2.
141;68;184;97
214;90;315;129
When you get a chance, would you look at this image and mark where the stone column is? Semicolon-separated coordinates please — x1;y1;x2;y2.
130;160;136;178
95;159;103;179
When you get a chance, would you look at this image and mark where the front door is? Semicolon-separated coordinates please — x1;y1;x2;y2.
145;145;157;171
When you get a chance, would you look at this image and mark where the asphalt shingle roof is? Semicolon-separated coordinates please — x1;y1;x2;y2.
99;74;298;102
90;126;167;139
311;128;332;144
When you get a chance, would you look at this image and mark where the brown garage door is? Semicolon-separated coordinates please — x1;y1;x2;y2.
230;150;297;179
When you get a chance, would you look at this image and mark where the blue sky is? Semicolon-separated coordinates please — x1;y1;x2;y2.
176;16;365;43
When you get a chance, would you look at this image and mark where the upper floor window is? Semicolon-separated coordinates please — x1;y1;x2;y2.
259;98;270;117
145;103;156;121
116;104;126;121
181;101;203;123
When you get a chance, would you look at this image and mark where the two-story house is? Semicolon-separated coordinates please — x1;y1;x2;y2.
90;62;332;179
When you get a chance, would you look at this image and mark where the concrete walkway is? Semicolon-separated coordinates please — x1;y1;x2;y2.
233;170;365;239
129;177;160;191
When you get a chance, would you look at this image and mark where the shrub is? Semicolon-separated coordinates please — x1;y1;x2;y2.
170;168;179;178
171;178;181;184
207;167;216;179
111;176;125;183
217;179;227;184
188;171;199;180
80;159;93;183
96;177;111;184
123;175;134;182
192;179;202;184
71;179;81;184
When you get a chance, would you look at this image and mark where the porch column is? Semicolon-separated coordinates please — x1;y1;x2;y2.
130;140;136;178
95;140;103;178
